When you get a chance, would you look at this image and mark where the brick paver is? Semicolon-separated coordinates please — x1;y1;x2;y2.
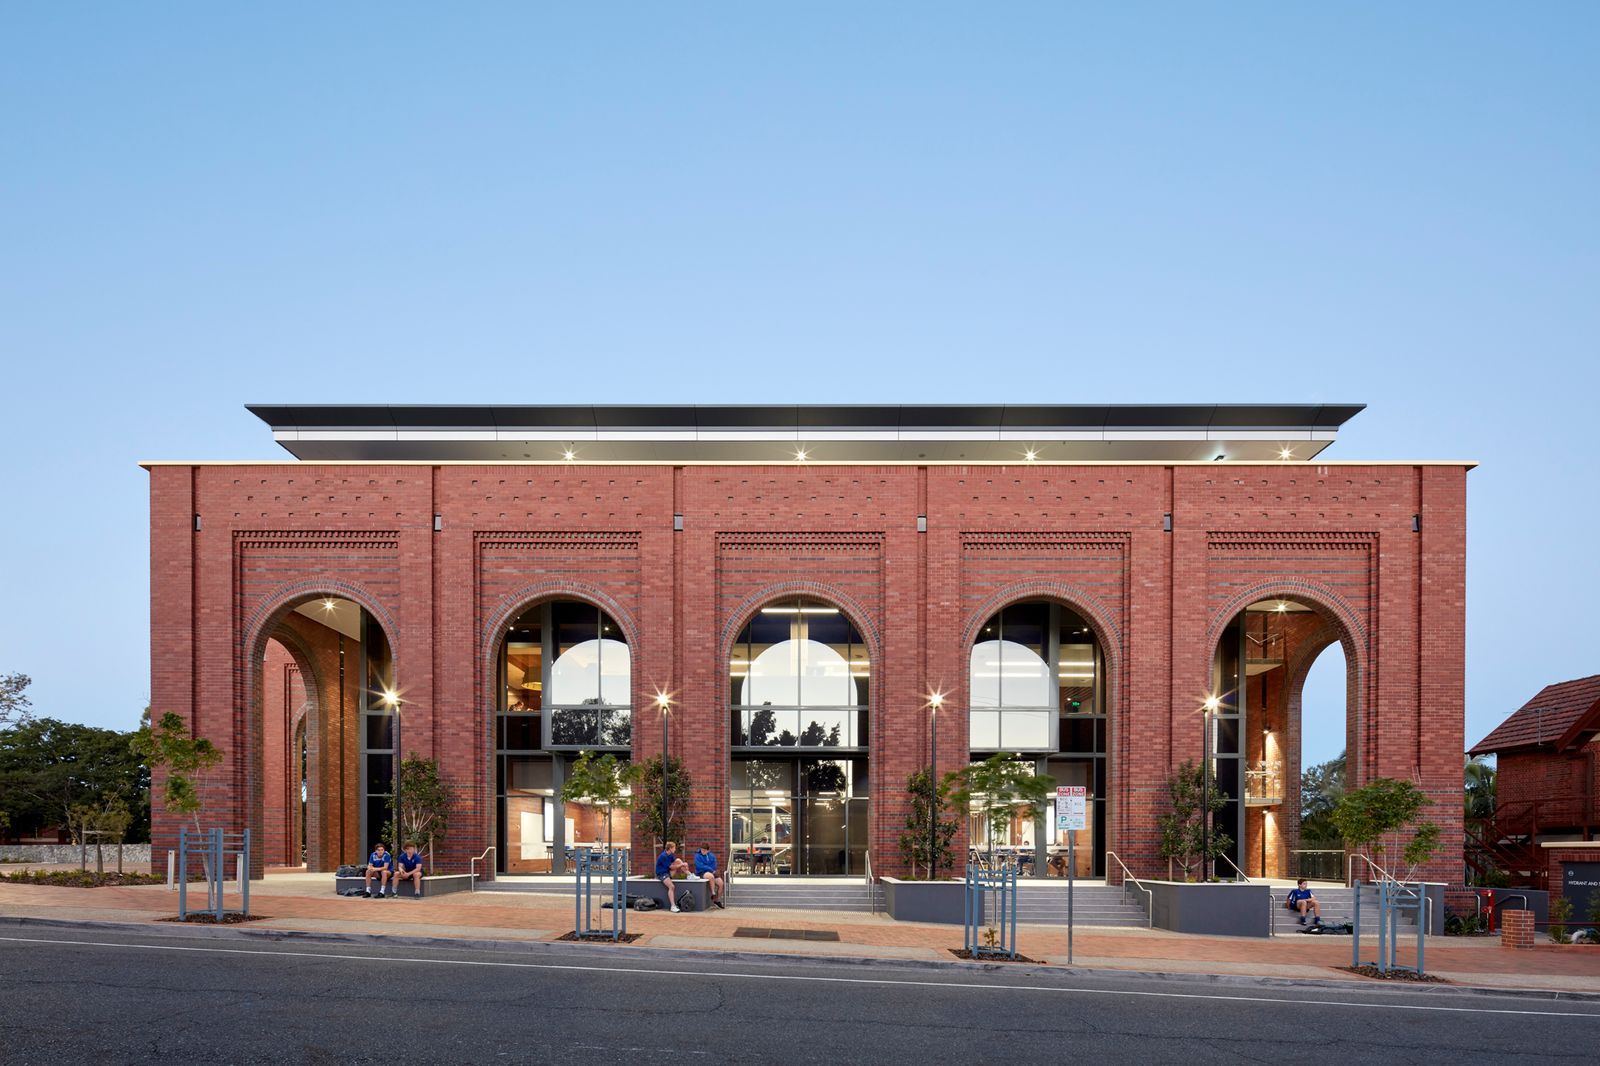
2;871;1595;993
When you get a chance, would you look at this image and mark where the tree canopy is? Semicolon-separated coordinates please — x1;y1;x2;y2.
0;716;150;842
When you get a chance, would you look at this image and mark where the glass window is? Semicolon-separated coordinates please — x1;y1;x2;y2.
731;600;867;750
505;601;632;750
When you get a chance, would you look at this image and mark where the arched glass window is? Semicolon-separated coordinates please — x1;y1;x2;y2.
502;600;631;748
730;599;868;748
969;602;1101;750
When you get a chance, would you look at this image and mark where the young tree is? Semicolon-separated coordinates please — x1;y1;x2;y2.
632;755;692;849
1331;777;1440;881
68;796;133;874
0;673;32;730
560;751;637;854
945;753;1054;866
138;712;224;906
1157;760;1233;880
383;756;455;870
896;767;959;879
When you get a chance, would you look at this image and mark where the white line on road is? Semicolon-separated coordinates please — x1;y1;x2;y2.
1;934;1595;1020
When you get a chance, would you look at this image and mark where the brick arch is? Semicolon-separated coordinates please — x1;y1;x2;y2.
478;580;643;675
717;580;884;665
1204;580;1367;654
260;627;324;869
238;582;401;877
955;580;1127;867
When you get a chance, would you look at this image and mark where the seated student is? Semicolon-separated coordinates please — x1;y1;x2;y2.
1286;879;1322;925
363;842;394;898
392;843;424;897
655;841;683;913
694;844;724;908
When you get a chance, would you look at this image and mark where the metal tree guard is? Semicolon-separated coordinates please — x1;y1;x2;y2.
177;826;251;922
574;848;628;941
1353;878;1427;975
964;861;1018;960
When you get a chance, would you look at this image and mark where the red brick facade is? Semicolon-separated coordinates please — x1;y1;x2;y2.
147;461;1469;880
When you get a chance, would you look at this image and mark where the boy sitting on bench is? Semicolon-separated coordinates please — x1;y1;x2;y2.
364;843;394;898
392;843;424;896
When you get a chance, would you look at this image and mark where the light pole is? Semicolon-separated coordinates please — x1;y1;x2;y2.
655;691;673;850
382;689;402;848
1201;695;1219;882
929;700;938;879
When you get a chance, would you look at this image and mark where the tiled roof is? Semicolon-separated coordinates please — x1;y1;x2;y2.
1470;674;1600;755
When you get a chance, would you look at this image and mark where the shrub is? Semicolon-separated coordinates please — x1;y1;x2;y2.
1548;896;1573;944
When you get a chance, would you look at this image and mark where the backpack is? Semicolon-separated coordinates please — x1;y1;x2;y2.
336;864;362;877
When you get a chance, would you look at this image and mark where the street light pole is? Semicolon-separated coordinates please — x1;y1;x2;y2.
656;692;672;850
928;691;943;882
1201;695;1218;882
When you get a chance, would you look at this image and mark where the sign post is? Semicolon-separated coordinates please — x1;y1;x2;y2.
1056;786;1088;964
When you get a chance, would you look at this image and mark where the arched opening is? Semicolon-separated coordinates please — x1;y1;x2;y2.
968;600;1108;878
1208;597;1357;881
494;599;634;875
249;594;395;872
728;597;870;876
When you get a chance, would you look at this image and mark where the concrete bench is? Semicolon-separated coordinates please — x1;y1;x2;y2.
334;873;474;899
624;875;715;912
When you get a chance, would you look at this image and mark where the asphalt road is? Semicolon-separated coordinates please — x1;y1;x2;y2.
1;928;1597;1065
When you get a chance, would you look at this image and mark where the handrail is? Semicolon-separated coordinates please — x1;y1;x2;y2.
864;851;877;916
1215;853;1250;882
1346;852;1394;888
469;846;497;891
1105;851;1153;928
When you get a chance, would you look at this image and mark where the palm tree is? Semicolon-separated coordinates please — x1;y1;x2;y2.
1464;755;1496;820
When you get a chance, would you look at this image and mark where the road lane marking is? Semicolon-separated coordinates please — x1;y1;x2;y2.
1;934;1596;1020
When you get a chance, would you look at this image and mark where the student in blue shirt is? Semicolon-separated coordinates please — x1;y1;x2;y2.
655;841;686;912
1286;879;1322;925
694;844;725;909
363;843;394;898
392;843;425;897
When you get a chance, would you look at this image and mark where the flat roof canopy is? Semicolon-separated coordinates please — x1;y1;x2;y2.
248;403;1364;463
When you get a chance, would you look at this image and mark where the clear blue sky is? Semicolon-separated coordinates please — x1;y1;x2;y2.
2;5;1596;772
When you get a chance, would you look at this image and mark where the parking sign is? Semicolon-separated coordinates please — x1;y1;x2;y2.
1056;785;1087;831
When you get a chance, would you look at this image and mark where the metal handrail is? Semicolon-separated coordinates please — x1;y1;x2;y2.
1105;850;1153;928
864;851;877;916
1347;852;1394;887
1215;853;1250;882
469;846;497;891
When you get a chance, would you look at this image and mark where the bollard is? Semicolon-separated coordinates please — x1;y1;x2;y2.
167;850;176;891
1501;909;1535;950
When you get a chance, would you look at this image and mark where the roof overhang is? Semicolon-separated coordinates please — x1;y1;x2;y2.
246;403;1366;464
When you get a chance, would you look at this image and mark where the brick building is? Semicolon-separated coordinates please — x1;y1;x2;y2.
1469;675;1600;888
145;404;1470;883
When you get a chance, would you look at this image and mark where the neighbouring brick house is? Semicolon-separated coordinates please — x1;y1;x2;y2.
145;404;1470;884
1469;675;1600;889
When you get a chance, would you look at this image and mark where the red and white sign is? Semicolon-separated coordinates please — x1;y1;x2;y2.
1056;785;1087;831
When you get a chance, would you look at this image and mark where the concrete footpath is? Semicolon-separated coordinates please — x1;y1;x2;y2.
2;869;1596;997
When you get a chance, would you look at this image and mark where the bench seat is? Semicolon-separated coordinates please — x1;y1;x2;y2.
333;873;474;899
625;875;715;911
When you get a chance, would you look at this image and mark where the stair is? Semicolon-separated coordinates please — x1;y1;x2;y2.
477;876;884;912
1269;885;1421;935
1011;883;1150;928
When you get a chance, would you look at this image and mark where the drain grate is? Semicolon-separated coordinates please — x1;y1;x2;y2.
732;927;841;942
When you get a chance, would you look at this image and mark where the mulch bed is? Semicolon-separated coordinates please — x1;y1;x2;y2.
157;913;269;925
950;949;1045;964
555;931;644;944
0;870;168;888
1340;965;1449;983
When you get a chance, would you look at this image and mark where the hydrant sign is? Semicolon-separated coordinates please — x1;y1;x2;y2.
1056;786;1087;831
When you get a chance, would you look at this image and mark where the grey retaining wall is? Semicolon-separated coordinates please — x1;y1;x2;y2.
0;844;152;864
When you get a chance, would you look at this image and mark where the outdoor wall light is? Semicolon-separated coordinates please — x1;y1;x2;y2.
794;447;809;462
1203;695;1221;712
562;447;577;461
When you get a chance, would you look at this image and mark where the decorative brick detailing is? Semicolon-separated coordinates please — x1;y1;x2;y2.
1207;531;1378;551
962;531;1129;552
717;580;885;661
235;530;400;551
1502;909;1535;949
476;530;641;551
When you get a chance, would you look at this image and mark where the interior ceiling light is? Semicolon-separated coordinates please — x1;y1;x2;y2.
760;606;839;615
